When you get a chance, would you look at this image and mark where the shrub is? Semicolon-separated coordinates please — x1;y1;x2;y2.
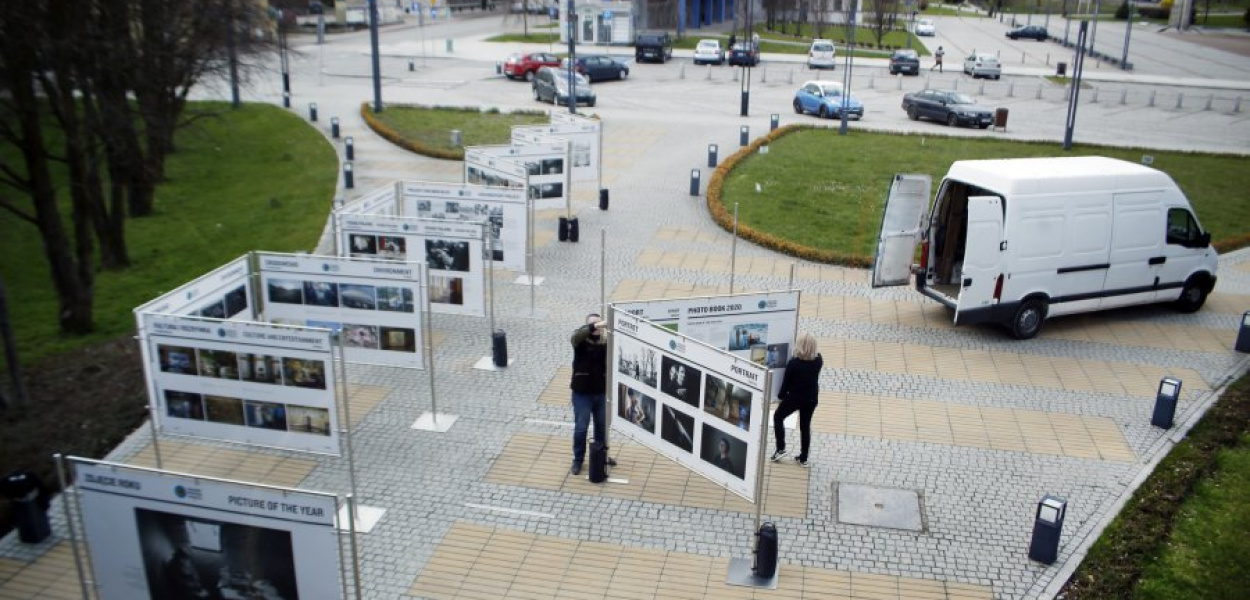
1115;2;1130;19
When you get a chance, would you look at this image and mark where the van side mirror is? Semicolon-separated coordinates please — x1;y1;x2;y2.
1199;232;1211;248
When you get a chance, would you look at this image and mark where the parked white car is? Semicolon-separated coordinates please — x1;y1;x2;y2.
914;18;936;36
693;39;725;65
963;52;1001;79
807;39;837;69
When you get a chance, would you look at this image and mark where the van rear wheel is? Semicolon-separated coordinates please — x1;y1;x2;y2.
1009;299;1046;340
1174;279;1209;313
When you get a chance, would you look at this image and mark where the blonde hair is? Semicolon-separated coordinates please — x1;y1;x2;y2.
794;333;819;361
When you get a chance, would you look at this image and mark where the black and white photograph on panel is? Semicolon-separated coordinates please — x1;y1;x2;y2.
615;339;658;389
165;391;204;421
281;358;327;390
765;343;790;368
703;373;754;432
660;405;695;454
237;353;285;384
223;286;248;318
338;284;377;310
425;239;471;272
378;327;417;353
727;322;768;351
204;395;246;426
244;400;288;431
341;324;380;349
541;158;564;175
135;508;300;600
197;349;240;380
526;162;541;176
158;345;197;375
375;287;415;313
617;384;656;434
198;301;226;320
572;142;591;167
700;424;748;480
287;406;331;436
302;281;339;308
267;279;304;305
659;356;702;408
531;182;563;199
348;233;378;258
376;236;407;261
429;276;464;306
487;213;505;262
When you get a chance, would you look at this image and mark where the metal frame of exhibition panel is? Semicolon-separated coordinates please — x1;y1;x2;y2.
55;456;359;600
399;180;531;274
253;252;428;371
336;183;401;216
333;214;488;318
612;290;801;402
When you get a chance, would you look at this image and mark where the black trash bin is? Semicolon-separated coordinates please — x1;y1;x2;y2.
1056;62;1067;77
2;471;52;544
994;108;1008;131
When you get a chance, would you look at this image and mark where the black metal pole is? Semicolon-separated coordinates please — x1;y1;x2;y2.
228;1;241;108
840;7;857;135
369;0;383;113
567;0;577;113
739;0;753;116
1063;21;1088;151
0;277;27;407
1120;1;1134;69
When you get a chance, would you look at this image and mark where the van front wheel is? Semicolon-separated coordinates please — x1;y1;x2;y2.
1174;280;1209;313
1009;299;1046;340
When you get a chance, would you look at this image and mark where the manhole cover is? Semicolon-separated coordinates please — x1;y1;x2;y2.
837;484;923;531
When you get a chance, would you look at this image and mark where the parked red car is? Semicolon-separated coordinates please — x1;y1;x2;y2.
503;52;561;81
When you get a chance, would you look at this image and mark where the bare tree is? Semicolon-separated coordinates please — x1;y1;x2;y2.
866;0;902;46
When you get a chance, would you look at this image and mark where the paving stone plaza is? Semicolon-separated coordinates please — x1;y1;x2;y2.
2;16;1249;600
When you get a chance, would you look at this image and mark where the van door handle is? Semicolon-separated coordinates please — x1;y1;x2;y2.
1148;256;1166;265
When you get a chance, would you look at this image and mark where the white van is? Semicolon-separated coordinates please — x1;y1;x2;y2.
872;156;1218;339
808;39;837;69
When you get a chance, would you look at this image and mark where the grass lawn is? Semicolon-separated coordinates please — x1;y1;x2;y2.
1135;434;1250;598
0;102;338;365
720;129;1250;261
487;32;560;44
754;24;927;55
366;105;549;159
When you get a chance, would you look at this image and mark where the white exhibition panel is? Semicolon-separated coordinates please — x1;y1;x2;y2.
469;142;570;211
133;255;253;321
515;116;601;185
73;460;340;600
400;181;529;272
614;290;800;402
141;313;341;455
610;309;768;502
256;252;426;370
336;215;486;317
338;184;399;217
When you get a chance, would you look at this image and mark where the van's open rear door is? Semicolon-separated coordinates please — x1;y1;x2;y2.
954;196;1005;323
872;174;931;288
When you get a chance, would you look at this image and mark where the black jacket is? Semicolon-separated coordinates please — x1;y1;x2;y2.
777;354;823;404
570;324;607;393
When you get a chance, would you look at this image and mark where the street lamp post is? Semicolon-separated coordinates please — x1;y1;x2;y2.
369;0;383;113
1063;21;1089;150
840;6;857;135
1120;1;1134;69
566;0;577;114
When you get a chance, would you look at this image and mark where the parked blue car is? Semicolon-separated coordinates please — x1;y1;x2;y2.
792;80;864;120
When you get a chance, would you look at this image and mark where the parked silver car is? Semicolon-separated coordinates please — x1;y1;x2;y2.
963;52;1001;80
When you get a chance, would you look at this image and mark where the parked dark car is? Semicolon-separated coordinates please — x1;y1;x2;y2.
901;89;993;128
728;42;760;67
562;55;630;82
1006;25;1048;40
889;49;920;75
504;52;561;81
532;66;596;106
634;32;672;63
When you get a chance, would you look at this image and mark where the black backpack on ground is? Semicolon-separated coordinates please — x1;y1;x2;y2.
588;441;608;483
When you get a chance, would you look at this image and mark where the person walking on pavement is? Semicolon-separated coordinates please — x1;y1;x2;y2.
569;313;616;475
771;333;823;467
931;46;945;72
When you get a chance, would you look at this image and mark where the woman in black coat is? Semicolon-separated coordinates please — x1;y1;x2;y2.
771;333;822;467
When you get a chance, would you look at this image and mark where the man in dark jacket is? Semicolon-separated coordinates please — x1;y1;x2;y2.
569;313;616;475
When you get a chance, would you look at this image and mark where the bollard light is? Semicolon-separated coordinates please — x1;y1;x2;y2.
282;91;290;108
1151;377;1181;429
309;102;319;122
331;117;340;139
707;143;718;168
345;136;355;161
1028;495;1067;565
1236;311;1250;353
599;188;609;211
689;169;701;197
409;60;415;72
343;162;354;189
770;113;779;131
739;126;749;147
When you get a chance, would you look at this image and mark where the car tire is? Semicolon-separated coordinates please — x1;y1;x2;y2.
793;99;803;114
588;99;596;107
994;74;1001;80
619;69;627;80
1174;277;1210;313
525;71;535;82
907;106;919;121
946;114;958;127
533;87;540;101
1009;299;1047;340
979;123;991;129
